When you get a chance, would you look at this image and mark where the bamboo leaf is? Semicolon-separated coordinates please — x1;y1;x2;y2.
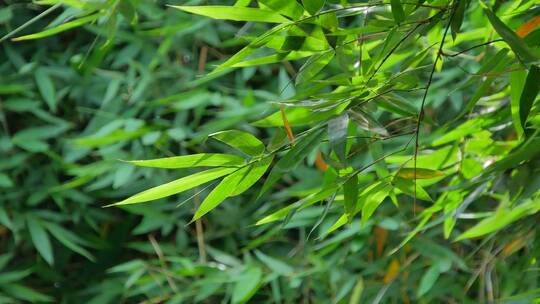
392;177;432;201
170;5;290;23
456;200;539;240
194;157;272;220
12;13;102;41
34;68;57;112
259;129;323;196
396;168;445;180
343;174;358;222
27;216;54;265
125;153;246;169
519;65;540;132
390;0;405;24
361;183;392;224
301;0;325;16
210;130;265;156
484;8;538;63
107;167;237;206
258;0;304;20
295;51;335;85
510;69;527;137
451;0;466;39
43;222;94;261
232;266;263;304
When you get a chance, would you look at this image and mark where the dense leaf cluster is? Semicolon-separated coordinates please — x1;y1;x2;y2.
0;0;539;303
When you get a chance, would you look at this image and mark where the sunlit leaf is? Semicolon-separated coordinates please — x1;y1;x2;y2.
170;5;290;23
126;153;246;168
194;157;272;220
108;167;237;206
301;0;325;15
210;130;265;156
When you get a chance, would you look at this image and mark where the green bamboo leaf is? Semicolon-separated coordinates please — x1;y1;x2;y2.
12;13;102;41
258;0;304;20
396;168;445;180
301;0;325;16
1;283;54;302
193;157;272;220
26;216;54;265
34;68;57;112
456;199;540;240
361;183;392;224
392;177;432;201
231;156;273;196
417;263;442;297
232;266;263;304
255;250;293;274
343;174;358;222
295;51;334;85
107;167;237;206
170;5;290;23
390;0;405;24
451;0;466;39
212;23;289;74
256;185;337;225
519;65;540;132
43;222;94;262
510;69;527;137
210;130;265;156
125;153;245;169
484;8;538;63
259;129;323;196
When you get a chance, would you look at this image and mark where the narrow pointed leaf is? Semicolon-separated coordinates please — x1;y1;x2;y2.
35;68;57;112
484;8;538;63
170;6;290;23
108;167;237;206
361;183;392;224
396;168;445;180
194;157;272;220
27;216;54;265
301;0;325;15
12;13;102;41
519;65;540;131
343;174;358;222
126;153;245;168
210;130;265;156
258;0;304;20
296;51;334;85
390;0;405;24
259;129;323;196
392;177;432;201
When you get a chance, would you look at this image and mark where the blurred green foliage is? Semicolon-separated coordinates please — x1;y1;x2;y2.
0;0;539;303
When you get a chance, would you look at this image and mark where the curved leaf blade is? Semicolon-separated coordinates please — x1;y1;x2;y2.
170;5;290;23
126;153;245;169
107;167;237;206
